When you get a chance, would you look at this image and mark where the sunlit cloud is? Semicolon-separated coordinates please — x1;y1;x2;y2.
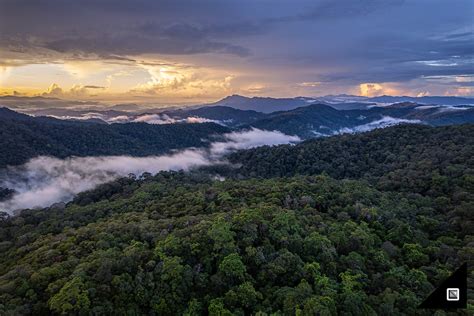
297;82;321;87
242;83;267;94
416;91;430;97
106;70;133;87
0;66;12;84
448;87;474;96
130;62;235;100
41;83;106;98
62;61;116;79
359;83;399;97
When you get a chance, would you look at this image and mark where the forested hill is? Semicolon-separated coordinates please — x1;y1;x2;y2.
0;108;229;168
228;124;474;195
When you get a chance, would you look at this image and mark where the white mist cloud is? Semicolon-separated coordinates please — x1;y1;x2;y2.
106;113;222;125
0;150;211;213
106;115;131;123
337;116;422;134
210;128;300;156
414;105;472;112
414;105;440;110
131;114;221;125
39;111;224;125
435;106;471;112
132;114;177;124
185;116;219;124
48;112;106;121
0;128;300;214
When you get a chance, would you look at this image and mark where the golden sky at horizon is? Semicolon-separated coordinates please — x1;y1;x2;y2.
2;57;472;104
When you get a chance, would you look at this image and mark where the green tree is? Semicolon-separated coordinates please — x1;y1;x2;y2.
219;253;246;282
48;277;90;315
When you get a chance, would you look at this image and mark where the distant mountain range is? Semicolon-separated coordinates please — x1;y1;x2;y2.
2;93;473;114
167;101;474;138
1;94;474;151
208;94;474;112
364;95;474;105
162;105;267;127
207;95;316;113
2;95;474;140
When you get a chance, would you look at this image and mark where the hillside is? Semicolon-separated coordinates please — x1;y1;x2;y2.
228;124;473;199
0;108;229;168
163;106;267;127
246;104;355;138
0;124;472;314
229;102;473;138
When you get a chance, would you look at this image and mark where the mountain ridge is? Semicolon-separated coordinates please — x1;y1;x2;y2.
0;110;230;168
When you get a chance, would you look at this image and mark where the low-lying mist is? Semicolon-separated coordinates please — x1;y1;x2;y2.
108;113;222;125
0;128;300;214
337;116;422;134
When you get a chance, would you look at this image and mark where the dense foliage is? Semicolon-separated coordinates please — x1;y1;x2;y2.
0;124;472;315
0;108;229;168
231;124;469;179
0;170;472;315
228;124;474;233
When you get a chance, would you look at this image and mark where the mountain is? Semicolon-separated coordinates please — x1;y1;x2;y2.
0;108;229;168
210;94;314;113
20;105;267;127
343;102;474;126
0;124;471;315
2;99;473;170
8;98;473;144
163;105;267;127
312;94;474;106
239;102;474;138
400;104;474;125
207;94;474;114
245;104;355;138
0;95;102;109
366;95;474;105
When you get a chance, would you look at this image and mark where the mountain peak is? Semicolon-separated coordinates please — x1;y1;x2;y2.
219;94;249;102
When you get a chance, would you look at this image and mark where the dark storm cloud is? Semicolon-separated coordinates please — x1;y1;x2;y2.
0;0;473;90
0;0;408;58
267;0;405;23
0;0;254;57
44;33;250;57
256;0;474;85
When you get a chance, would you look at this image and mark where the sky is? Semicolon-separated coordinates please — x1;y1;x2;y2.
0;0;473;104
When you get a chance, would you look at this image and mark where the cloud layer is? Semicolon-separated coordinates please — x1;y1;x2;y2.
0;128;300;213
1;0;473;99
